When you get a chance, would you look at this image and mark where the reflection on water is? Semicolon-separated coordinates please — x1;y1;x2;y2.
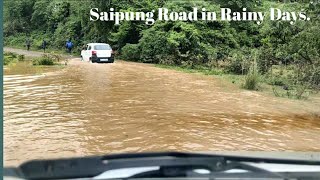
4;60;320;166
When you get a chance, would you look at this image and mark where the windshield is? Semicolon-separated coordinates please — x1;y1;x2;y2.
94;44;111;50
2;0;320;178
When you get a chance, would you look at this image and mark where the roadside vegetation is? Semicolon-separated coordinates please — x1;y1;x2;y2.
32;55;55;66
4;0;319;99
242;63;260;91
4;52;25;65
32;53;62;66
4;51;62;66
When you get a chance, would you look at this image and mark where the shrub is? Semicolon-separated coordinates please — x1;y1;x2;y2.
272;84;310;100
121;43;140;61
181;60;194;69
266;74;288;86
32;55;55;65
4;33;27;47
242;62;260;90
225;56;251;75
48;52;62;62
158;55;176;65
4;56;17;65
4;52;19;65
18;55;25;61
256;47;276;74
224;48;252;75
4;52;17;58
139;27;171;64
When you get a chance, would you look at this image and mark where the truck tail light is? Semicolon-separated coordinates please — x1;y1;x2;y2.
92;51;97;56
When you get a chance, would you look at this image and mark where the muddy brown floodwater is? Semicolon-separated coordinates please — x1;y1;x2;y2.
4;54;320;166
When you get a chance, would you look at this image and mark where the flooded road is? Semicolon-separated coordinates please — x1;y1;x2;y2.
4;53;320;166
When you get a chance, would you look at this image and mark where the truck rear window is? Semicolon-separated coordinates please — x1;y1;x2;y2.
94;45;111;50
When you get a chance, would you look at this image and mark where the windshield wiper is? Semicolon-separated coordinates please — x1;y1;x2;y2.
4;152;320;179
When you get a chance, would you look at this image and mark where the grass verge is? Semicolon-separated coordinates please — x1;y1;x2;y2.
155;63;318;100
4;52;25;65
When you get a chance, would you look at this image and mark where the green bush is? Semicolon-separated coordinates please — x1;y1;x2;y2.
266;75;288;86
4;33;27;47
47;52;62;62
158;55;176;65
139;26;171;64
272;84;310;100
121;43;140;61
4;56;17;65
225;52;251;75
243;72;260;90
32;55;55;66
242;62;260;90
4;52;17;58
17;54;25;61
4;52;19;65
32;38;44;49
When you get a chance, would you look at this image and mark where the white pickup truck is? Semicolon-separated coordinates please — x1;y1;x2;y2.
81;43;114;63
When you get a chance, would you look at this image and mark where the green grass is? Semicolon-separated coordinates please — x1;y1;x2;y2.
155;63;320;101
4;49;65;66
156;64;248;84
242;72;260;90
4;52;25;65
32;57;55;66
32;54;62;66
155;64;250;89
242;63;261;91
155;64;225;76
